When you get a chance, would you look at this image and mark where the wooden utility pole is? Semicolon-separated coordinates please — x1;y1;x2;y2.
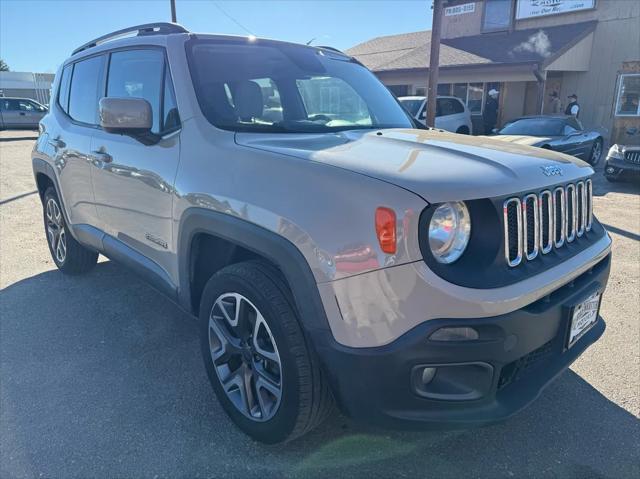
426;0;444;128
170;0;177;22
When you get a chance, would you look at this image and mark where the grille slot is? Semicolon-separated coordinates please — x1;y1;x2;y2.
504;180;593;267
503;198;522;267
539;190;553;254
522;194;539;260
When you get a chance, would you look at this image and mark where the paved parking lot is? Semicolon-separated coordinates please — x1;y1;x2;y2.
1;130;639;478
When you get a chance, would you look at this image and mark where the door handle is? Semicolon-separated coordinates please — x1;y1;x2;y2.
92;150;113;164
48;138;66;149
19;112;26;116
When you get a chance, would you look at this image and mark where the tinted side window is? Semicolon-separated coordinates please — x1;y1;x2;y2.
452;99;465;114
162;64;180;132
107;49;164;134
69;55;106;124
57;65;72;113
1;99;20;111
437;98;462;117
566;117;582;131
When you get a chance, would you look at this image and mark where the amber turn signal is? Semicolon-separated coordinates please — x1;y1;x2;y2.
375;207;397;254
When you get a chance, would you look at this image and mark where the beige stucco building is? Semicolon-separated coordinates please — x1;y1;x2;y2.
347;0;640;141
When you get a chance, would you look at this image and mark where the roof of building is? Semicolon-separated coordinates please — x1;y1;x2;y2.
347;21;597;72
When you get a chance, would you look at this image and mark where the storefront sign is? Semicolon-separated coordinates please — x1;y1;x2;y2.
516;0;595;20
445;2;476;16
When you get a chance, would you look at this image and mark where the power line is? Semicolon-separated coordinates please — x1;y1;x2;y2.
211;1;256;36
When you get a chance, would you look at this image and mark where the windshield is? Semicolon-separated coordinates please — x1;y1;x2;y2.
399;99;423;116
498;118;565;136
186;38;414;133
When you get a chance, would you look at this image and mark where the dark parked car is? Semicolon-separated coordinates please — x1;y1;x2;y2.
0;97;48;130
490;116;603;165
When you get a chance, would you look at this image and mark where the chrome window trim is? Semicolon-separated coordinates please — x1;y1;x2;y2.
522;193;539;261
503;198;523;267
553;186;566;248
566;184;577;243
539;190;553;254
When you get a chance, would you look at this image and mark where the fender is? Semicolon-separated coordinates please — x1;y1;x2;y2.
177;207;332;336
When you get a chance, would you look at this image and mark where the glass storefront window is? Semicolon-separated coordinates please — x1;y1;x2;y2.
615;74;640;116
467;83;484;114
437;84;452;96
453;83;467;102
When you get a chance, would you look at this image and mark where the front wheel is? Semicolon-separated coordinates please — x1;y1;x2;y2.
588;138;603;166
199;261;333;443
43;187;98;274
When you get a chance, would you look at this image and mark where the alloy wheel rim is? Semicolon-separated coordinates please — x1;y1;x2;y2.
46;198;66;263
208;293;283;422
592;142;602;164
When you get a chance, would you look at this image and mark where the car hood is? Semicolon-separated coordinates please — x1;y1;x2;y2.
235;129;592;203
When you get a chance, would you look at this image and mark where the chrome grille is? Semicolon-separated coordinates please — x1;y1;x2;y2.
624;150;640;164
503;179;593;267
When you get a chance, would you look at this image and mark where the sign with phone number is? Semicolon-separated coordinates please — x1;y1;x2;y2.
445;2;476;17
516;0;596;20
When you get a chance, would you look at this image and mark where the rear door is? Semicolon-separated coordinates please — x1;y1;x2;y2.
0;99;30;127
49;56;105;228
90;48;181;276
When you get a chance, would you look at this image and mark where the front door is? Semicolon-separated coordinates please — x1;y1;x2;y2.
90;48;181;276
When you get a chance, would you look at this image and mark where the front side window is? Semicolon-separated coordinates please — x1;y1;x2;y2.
68;55;106;125
399;99;425;117
107;49;164;133
615;74;640;116
483;0;513;32
186;39;413;133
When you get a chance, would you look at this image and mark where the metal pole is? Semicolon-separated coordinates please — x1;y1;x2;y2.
170;0;177;22
426;0;444;128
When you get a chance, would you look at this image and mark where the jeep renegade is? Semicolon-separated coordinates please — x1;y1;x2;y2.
32;23;612;443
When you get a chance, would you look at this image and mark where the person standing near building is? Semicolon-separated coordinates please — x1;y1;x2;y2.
565;94;580;117
483;89;499;134
549;91;562;114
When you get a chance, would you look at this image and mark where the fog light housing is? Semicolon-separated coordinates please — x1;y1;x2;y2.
606;166;616;174
430;326;479;341
420;367;437;385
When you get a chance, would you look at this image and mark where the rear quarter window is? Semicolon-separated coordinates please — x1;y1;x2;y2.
57;65;72;113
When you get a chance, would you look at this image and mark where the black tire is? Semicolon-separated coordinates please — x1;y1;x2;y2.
199;261;333;443
43;187;98;274
456;126;470;135
588;138;603;166
605;175;618;183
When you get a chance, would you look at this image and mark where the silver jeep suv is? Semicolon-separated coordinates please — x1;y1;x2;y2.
32;23;612;443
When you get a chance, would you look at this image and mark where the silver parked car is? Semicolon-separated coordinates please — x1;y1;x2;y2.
32;23;611;443
0;97;48;129
399;95;473;134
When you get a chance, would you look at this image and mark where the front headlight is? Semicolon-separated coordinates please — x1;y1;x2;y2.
428;201;471;264
607;144;625;160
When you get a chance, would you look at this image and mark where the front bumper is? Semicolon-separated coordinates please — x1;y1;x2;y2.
605;155;640;180
314;254;610;428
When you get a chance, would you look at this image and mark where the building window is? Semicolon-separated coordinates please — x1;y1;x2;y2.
437;84;452;96
482;0;514;33
615;74;640;116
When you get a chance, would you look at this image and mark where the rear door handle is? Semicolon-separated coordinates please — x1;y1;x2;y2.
48;138;66;149
92;150;113;164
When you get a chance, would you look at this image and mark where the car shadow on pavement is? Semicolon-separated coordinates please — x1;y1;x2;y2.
1;261;638;479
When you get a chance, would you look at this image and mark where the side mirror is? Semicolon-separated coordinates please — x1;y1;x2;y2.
99;97;158;144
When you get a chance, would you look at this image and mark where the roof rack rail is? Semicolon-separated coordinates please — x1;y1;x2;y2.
72;22;189;56
317;46;345;54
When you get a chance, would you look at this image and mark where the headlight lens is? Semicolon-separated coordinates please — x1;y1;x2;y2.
428;202;471;264
607;144;625;160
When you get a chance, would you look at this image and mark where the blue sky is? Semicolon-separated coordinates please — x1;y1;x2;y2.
0;0;433;73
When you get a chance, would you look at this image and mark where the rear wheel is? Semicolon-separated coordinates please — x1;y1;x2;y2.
43;187;98;274
588;138;603;166
199;261;333;443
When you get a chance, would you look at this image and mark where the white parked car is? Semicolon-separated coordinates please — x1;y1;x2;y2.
399;96;473;134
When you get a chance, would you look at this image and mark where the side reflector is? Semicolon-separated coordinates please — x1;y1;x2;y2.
375;207;397;254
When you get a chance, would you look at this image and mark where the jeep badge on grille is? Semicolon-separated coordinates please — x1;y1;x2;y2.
541;165;563;177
